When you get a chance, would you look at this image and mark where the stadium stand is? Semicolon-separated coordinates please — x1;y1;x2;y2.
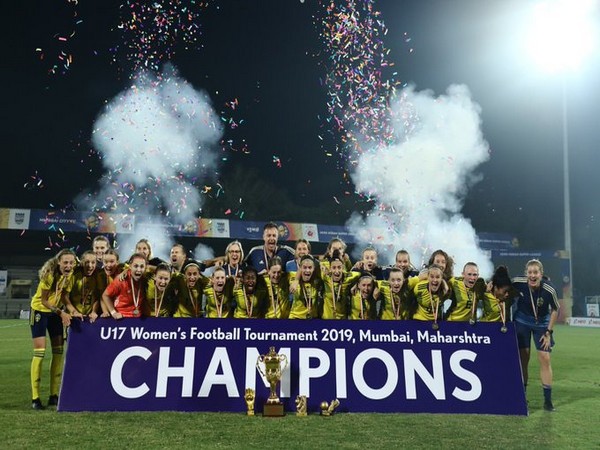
0;266;38;318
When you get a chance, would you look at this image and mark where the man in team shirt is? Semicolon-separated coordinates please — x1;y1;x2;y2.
245;222;295;275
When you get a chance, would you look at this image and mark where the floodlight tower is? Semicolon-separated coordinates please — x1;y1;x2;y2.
525;0;597;309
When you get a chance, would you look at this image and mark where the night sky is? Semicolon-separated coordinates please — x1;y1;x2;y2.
3;0;600;296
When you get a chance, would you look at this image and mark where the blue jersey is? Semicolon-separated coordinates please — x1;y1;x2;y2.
245;245;295;272
512;277;559;327
286;259;298;273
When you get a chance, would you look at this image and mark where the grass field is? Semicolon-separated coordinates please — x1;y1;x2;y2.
1;320;599;449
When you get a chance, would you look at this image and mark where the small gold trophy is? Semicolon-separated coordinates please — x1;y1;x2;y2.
320;399;340;416
244;388;255;416
256;346;288;417
295;395;308;416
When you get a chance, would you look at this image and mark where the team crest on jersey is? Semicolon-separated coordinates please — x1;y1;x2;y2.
35;312;41;323
537;297;544;307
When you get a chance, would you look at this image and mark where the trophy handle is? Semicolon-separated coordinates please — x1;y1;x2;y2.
279;354;288;371
256;355;266;378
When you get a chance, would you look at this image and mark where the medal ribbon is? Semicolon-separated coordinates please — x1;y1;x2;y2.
188;287;198;317
268;282;278;317
215;290;224;318
227;264;239;278
429;286;440;326
242;287;253;318
154;288;165;317
54;274;69;307
263;246;276;269
528;288;539;323
330;277;343;316
302;283;312;316
392;292;401;320
130;276;141;315
468;290;477;322
81;277;87;306
360;294;366;320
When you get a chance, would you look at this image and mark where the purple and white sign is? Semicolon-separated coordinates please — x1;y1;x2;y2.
60;319;527;415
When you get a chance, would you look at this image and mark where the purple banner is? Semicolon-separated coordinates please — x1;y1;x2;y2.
60;319;527;415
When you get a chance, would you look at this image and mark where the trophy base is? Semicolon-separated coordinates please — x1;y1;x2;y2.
263;402;285;417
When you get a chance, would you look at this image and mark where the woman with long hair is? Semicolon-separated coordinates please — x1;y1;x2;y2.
29;249;77;410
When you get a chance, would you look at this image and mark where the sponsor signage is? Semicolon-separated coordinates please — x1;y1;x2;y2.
2;208;521;248
568;317;600;327
8;209;31;230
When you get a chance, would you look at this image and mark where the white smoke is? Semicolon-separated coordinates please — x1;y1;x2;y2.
82;65;222;262
348;84;493;277
194;242;216;275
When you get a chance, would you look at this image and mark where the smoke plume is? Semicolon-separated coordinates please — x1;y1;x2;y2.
348;84;493;276
80;65;222;262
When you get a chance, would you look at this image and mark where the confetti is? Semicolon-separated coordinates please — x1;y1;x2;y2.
24;171;44;190
36;0;81;76
313;0;405;163
115;1;211;79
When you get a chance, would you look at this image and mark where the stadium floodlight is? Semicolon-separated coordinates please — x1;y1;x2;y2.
525;0;598;309
525;0;597;73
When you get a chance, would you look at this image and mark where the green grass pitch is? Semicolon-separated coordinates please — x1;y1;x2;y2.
1;320;598;449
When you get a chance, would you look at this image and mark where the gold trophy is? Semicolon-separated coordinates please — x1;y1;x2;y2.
295;395;308;416
256;346;288;417
244;388;255;416
320;399;340;416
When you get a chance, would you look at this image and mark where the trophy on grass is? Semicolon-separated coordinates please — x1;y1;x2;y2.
244;388;255;416
256;346;288;417
320;399;340;416
295;395;308;416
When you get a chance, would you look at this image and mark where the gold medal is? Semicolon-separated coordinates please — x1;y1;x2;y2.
500;325;507;333
130;277;142;318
